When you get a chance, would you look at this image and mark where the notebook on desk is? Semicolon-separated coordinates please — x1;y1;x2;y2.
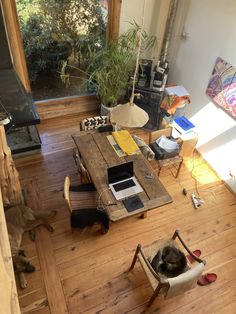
123;195;144;212
107;161;143;201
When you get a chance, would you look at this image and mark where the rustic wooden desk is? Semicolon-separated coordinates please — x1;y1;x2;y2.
72;132;172;221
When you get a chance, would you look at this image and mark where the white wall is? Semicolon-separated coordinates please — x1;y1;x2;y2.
120;0;159;35
169;0;236;193
120;0;162;59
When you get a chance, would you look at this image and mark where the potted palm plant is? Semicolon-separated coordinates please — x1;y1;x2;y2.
86;42;134;114
61;22;156;115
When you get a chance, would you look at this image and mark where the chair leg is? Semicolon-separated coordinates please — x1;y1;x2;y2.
140;212;147;219
128;244;141;272
100;224;109;234
172;229;179;240
175;159;183;178
147;285;162;307
157;165;162;176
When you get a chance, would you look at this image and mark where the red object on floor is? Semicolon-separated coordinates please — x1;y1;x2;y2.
186;249;202;263
197;273;218;286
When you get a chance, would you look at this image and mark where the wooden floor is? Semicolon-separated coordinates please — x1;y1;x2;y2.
15;112;236;314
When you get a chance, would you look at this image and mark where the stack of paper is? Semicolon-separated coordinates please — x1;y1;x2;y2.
156;135;179;153
165;85;190;97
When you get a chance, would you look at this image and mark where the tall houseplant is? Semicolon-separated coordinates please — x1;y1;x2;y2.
87;40;135;109
61;22;156;112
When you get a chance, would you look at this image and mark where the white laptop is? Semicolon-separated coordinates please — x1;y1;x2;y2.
107;161;143;200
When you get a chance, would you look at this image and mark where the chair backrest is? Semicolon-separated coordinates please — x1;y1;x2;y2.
64;176;73;213
149;128;172;144
166;262;205;298
178;134;198;158
73;147;91;183
64;175;99;212
80;116;109;131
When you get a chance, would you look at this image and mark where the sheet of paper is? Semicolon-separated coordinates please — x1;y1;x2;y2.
156;135;179;153
165;85;190;97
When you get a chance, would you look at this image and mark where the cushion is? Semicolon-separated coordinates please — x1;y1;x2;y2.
81;116;109;131
166;262;205;298
132;135;155;160
69;184;98;210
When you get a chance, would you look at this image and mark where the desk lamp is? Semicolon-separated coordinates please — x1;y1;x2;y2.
110;0;149;128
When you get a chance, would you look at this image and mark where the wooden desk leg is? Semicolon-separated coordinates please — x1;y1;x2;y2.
140;212;147;219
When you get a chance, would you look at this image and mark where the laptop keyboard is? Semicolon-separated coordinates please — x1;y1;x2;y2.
113;179;135;192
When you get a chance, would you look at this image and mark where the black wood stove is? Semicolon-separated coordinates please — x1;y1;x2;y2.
0;5;41;155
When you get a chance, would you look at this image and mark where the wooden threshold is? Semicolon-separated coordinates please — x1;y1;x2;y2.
35;95;100;120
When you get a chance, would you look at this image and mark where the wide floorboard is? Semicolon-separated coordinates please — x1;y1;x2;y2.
15;112;236;314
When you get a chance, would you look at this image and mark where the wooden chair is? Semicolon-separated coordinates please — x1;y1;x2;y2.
72;147;92;183
149;128;198;177
64;176;98;212
64;176;103;232
128;230;206;307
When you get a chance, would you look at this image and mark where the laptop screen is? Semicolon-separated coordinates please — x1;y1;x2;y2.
107;161;133;184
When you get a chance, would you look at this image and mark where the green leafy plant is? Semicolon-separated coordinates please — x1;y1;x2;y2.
20;14;71;83
38;0;106;66
61;22;156;107
17;0;106;83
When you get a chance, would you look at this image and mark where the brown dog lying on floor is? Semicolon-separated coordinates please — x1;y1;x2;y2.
5;204;56;289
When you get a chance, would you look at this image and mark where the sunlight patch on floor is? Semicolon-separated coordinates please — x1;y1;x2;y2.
184;155;221;185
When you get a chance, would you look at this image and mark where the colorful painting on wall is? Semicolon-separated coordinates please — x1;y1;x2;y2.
206;57;236;118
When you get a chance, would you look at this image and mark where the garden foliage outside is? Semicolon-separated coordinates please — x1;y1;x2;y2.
16;0;108;100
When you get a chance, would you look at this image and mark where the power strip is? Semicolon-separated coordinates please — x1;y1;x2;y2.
191;194;204;209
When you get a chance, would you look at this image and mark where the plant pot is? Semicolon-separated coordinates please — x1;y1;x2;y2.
100;103;113;116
